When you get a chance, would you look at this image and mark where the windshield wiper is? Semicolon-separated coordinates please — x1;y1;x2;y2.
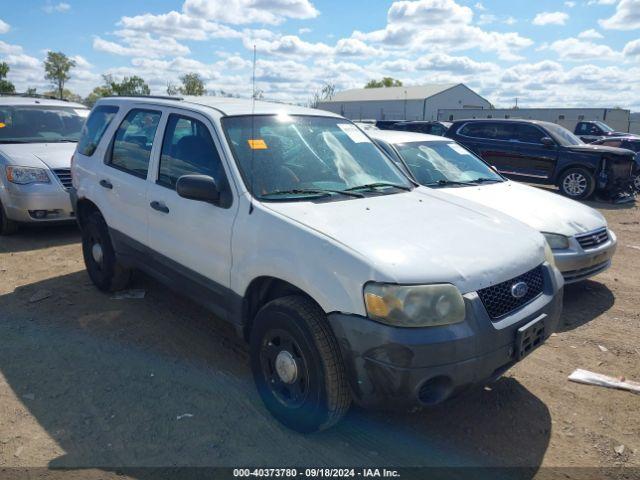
426;179;475;187
470;178;502;184
261;188;364;199
345;182;411;192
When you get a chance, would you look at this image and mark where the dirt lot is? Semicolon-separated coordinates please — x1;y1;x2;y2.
0;195;639;479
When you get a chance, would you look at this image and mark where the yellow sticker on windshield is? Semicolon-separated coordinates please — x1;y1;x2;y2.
248;139;267;150
0;123;5;128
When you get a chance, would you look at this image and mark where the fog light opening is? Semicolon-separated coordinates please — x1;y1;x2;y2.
417;376;454;406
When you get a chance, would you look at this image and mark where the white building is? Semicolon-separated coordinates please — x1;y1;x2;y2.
438;107;632;133
317;83;491;121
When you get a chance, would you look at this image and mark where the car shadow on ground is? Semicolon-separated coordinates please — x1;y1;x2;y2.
0;270;551;479
0;224;80;254
556;280;615;333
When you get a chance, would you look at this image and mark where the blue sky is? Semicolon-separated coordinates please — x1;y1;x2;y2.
1;0;640;109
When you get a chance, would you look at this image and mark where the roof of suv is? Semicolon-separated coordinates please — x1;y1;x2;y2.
369;129;448;144
97;95;341;118
451;118;558;130
0;95;87;109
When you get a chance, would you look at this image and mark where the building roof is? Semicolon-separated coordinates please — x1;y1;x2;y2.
323;84;460;103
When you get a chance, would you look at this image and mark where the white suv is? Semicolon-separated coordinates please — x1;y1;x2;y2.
71;96;564;432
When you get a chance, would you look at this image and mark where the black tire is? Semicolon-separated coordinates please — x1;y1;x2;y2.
0;201;18;235
81;211;132;292
250;295;351;432
558;167;596;200
633;171;640;194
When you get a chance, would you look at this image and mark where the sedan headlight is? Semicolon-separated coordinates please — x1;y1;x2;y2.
6;166;51;185
542;232;569;250
364;283;466;327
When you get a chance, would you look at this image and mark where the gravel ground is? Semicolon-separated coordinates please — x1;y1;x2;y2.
0;195;638;480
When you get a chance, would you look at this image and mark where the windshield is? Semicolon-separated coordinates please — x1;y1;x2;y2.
222;115;412;200
545;123;584;146
393;141;503;186
0;105;88;143
594;121;614;132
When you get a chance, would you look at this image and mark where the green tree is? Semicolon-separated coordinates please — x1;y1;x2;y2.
364;77;403;88
179;73;206;96
84;84;113;107
44;51;76;99
25;87;37;96
0;62;16;94
44;88;83;103
104;74;150;96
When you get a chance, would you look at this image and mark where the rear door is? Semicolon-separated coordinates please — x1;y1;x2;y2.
501;123;559;180
96;107;163;245
453;122;513;172
145;108;238;319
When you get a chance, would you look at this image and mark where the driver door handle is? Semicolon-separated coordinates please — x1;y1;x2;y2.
150;201;170;214
99;179;113;189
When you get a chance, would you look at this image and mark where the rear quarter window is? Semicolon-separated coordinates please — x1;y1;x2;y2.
77;105;119;156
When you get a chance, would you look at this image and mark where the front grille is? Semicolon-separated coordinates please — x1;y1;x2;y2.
575;227;609;250
53;168;72;189
477;265;544;320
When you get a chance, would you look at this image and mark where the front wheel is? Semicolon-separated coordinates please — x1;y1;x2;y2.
633;170;640;193
250;295;351;432
558;168;595;200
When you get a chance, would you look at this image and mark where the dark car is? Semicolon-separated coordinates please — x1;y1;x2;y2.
592;136;640;192
375;120;402;130
390;120;452;136
574;121;630;143
445;119;636;200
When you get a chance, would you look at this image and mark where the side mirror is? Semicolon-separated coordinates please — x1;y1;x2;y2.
176;174;220;204
541;137;555;147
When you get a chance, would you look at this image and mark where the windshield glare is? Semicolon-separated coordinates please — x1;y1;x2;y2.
394;141;503;185
545;123;583;146
0;106;88;143
594;121;614;132
222;115;412;199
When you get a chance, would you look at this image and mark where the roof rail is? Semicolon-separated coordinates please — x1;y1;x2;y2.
0;92;67;101
102;95;184;101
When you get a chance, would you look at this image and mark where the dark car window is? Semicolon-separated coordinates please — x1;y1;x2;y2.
512;124;545;144
109;109;161;178
78;105;119;156
459;122;511;141
430;124;446;136
158;114;225;189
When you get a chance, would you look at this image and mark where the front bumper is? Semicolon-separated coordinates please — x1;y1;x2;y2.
553;230;617;283
327;264;564;410
0;182;74;223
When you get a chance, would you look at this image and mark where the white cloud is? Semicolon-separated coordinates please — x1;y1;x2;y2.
248;35;332;57
474;2;486;11
565;1;576;7
588;0;617;4
182;0;319;25
0;18;9;34
533;12;569;26
545;37;622;61
387;0;473;25
118;11;241;41
623;38;640;56
43;2;71;13
298;27;312;34
599;0;640;30
578;29;604;39
93;33;191;58
334;38;384;57
0;40;22;55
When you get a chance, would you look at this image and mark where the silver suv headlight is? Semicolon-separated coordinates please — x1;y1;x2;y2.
6;166;51;185
364;283;466;327
542;232;569;250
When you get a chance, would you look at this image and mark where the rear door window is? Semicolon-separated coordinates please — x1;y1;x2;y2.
512;124;545;144
77;105;119;156
108;109;161;178
459;122;510;141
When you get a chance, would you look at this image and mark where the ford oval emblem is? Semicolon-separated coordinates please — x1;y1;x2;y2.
511;281;529;299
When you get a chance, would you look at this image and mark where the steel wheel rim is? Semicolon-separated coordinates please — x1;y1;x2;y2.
260;328;309;408
563;172;588;196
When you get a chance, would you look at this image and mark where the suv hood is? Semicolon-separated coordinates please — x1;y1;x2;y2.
441;181;606;237
0;142;76;169
565;144;634;157
263;188;546;294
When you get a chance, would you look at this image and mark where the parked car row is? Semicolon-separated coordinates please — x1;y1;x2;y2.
0;94;618;434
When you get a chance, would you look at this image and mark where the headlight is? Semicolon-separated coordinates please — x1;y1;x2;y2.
6;166;51;185
364;283;466;327
542;232;569;250
544;243;557;268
